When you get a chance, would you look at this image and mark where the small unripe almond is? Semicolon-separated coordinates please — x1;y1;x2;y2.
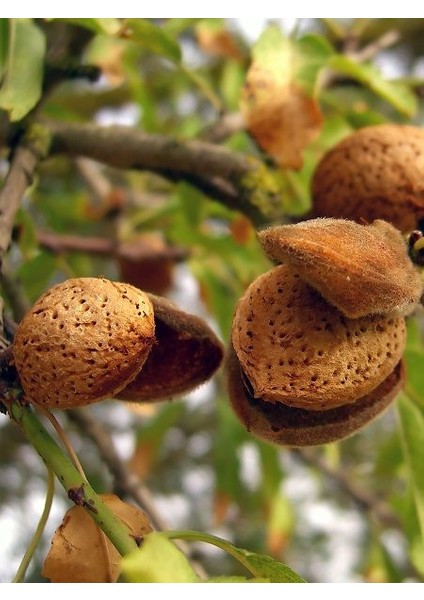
231;264;406;411
311;124;424;233
13;277;155;409
259;218;423;319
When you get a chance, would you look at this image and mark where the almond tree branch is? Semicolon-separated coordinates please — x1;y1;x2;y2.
0;118;284;226
44;121;283;226
36;230;189;263
0;125;50;266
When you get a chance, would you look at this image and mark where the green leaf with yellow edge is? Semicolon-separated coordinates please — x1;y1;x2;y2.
240;23;323;170
328;54;417;117
397;392;424;569
265;493;295;558
0;19;45;121
165;530;306;582
121;532;198;583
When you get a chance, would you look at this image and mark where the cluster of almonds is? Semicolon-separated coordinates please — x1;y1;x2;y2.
12;277;223;409
228;218;423;447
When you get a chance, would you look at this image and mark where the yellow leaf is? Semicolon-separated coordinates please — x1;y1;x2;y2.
240;25;322;170
42;494;152;583
127;440;156;480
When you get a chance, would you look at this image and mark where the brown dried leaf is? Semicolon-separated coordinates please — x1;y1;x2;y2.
240;27;322;170
42;494;152;583
118;234;175;295
230;214;255;245
197;21;243;61
259;218;423;318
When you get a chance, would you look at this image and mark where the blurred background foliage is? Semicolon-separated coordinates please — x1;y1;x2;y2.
1;17;424;582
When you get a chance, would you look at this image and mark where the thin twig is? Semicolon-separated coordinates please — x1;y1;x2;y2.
67;407;169;531
38;407;88;482
351;29;400;63
0;127;50;264
200;112;245;144
74;157;112;205
292;448;401;530
36;230;189;263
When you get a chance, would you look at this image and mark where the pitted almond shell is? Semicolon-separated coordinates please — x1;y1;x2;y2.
231;264;406;410
116;294;224;402
227;344;404;447
13;277;155;409
311;124;424;233
259;218;423;319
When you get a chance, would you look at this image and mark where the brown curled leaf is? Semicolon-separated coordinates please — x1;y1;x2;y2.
42;494;152;583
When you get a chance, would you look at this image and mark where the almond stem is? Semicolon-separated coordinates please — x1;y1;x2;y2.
8;400;139;557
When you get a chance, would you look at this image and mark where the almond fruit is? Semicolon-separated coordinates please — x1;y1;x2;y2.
311;124;424;233
227;344;404;446
13;277;155;409
259;218;423;318
117;294;224;402
231;264;406;411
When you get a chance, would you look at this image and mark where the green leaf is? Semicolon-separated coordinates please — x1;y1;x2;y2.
17;250;57;303
0;18;9;80
328;54;417;117
251;26;333;97
0;19;46;121
393;484;424;577
61;18;121;35
397;392;424;556
231;546;306;582
162;18;203;38
121;532;198;583
404;348;424;409
403;319;424;409
165;530;306;582
296;33;334;94
205;576;270;583
124;19;181;63
213;396;246;507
